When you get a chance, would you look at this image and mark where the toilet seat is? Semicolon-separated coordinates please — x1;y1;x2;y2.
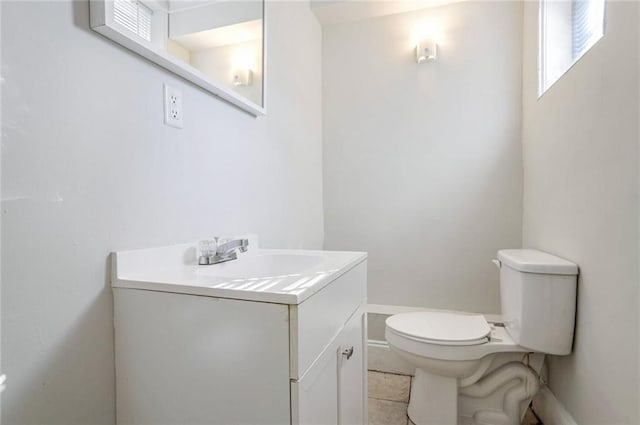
385;311;526;362
386;311;491;346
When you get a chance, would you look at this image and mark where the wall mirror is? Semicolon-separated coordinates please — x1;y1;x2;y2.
90;0;266;116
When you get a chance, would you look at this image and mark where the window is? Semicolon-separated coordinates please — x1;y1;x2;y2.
539;0;605;96
114;0;153;42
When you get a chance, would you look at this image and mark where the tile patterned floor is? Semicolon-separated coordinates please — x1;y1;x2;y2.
367;370;542;425
368;371;411;425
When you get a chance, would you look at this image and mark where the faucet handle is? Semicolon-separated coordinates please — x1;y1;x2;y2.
215;236;231;245
197;239;217;264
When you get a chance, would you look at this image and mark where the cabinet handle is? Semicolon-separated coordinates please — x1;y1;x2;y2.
342;346;354;360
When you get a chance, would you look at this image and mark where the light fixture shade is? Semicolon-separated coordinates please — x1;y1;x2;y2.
233;69;254;87
416;38;437;63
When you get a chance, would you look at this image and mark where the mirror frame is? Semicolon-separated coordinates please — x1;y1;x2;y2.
89;0;267;117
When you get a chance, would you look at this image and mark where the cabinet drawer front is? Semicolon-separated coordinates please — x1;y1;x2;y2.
290;261;367;378
291;310;366;425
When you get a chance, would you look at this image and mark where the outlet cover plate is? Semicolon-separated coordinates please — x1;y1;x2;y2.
164;84;183;129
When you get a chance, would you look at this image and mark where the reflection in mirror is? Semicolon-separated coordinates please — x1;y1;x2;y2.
166;1;263;106
95;0;265;112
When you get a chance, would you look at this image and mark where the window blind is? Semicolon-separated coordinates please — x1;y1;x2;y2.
114;0;152;42
571;0;605;60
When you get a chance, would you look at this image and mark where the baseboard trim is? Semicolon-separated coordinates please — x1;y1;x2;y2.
366;304;503;324
532;386;577;425
367;339;415;376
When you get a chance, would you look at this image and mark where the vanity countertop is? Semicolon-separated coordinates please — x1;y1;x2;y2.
112;242;367;305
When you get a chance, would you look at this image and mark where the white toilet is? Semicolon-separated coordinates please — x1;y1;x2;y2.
385;249;578;425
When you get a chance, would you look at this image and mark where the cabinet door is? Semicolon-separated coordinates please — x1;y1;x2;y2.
338;311;366;425
291;344;339;425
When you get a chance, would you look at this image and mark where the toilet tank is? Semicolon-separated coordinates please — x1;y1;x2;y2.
497;249;578;355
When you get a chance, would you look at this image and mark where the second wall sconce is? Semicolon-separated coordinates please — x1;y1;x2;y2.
233;69;253;87
416;37;437;63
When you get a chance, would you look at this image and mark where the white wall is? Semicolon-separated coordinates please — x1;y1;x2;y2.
323;1;523;312
522;1;639;423
0;1;323;423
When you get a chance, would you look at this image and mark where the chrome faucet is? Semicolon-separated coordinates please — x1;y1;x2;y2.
198;238;249;265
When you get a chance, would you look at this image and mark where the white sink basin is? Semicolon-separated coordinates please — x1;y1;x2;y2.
196;253;324;279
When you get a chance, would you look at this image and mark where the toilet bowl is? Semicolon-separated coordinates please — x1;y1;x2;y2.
384;249;578;425
386;311;533;425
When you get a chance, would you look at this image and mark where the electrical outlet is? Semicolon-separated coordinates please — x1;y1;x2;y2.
164;84;183;129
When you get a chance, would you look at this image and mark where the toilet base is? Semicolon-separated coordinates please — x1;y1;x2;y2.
405;353;545;425
407;368;458;425
458;352;544;422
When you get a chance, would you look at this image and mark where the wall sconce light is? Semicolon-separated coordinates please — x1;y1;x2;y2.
233;69;253;87
416;37;437;63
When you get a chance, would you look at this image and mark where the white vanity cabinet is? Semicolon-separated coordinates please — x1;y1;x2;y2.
112;244;367;425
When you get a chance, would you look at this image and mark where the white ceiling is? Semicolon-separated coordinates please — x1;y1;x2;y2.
167;0;223;13
311;0;465;26
171;19;261;51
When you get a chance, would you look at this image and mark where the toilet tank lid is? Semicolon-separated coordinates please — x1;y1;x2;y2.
498;249;578;275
